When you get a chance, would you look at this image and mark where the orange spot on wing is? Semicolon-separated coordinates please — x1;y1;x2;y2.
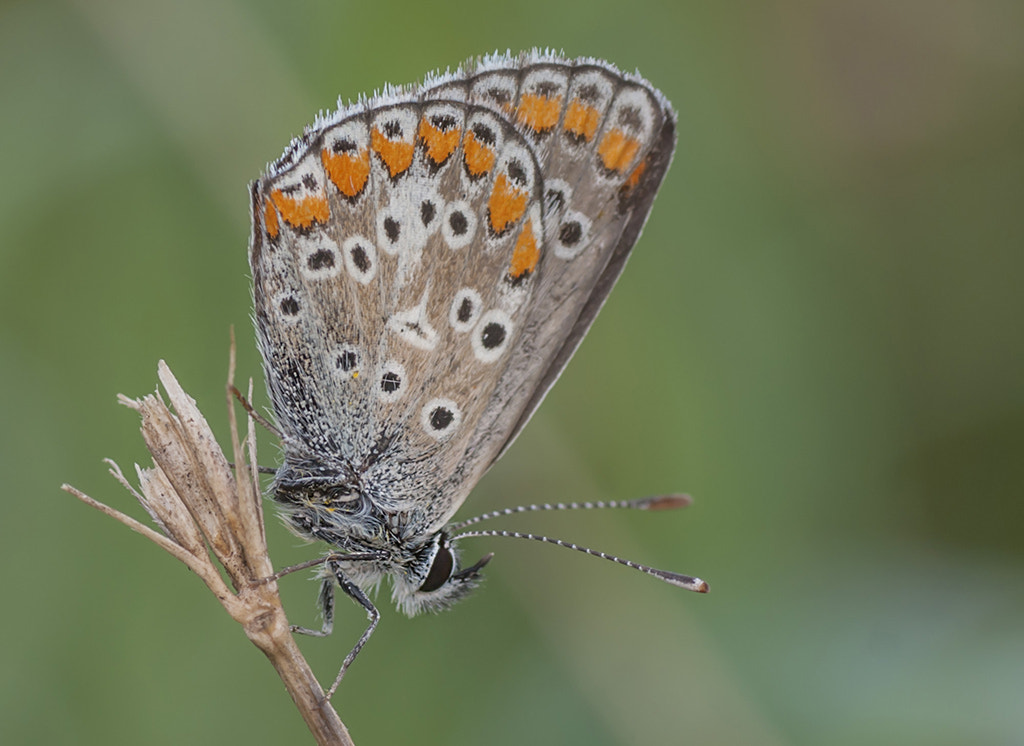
517;93;562;133
624;158;647;189
322;147;370;198
419;117;461;165
488;172;528;234
509;219;540;279
598;128;642;173
563;100;601;142
270;190;329;229
263;197;279;238
463;129;496;176
371;127;415;177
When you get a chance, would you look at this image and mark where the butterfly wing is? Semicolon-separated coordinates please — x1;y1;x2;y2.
422;54;677;498
250;52;675;536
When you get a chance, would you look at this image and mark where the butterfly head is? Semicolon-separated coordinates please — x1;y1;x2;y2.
391;532;493;616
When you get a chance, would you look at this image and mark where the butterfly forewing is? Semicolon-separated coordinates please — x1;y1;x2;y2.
425;56;677;491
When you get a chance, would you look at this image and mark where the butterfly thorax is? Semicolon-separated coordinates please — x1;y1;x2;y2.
273;461;417;550
271;461;486;616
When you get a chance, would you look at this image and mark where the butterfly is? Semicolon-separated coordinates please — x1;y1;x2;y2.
247;50;706;698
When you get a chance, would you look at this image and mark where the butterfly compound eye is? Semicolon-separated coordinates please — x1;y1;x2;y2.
418;541;454;593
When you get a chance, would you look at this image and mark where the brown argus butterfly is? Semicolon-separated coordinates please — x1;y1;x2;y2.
248;50;707;698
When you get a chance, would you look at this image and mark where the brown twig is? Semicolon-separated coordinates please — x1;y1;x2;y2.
62;344;354;746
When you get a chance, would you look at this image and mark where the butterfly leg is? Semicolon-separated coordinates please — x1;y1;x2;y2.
228;384;284;439
289;576;337;637
329;579;378;699
289;557;381;700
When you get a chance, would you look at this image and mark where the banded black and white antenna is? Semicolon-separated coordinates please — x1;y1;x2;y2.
449;494;709;593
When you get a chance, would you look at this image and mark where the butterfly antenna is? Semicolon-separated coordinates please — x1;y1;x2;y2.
449;527;708;593
448;493;693;531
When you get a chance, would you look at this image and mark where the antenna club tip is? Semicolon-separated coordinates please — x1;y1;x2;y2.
640;494;693;511
652;568;709;593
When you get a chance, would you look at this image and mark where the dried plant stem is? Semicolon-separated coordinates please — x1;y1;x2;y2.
63;347;354;746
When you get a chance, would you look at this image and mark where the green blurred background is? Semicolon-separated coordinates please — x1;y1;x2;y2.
3;1;1022;744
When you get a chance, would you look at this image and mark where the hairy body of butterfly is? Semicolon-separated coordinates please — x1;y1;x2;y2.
248;50;683;695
